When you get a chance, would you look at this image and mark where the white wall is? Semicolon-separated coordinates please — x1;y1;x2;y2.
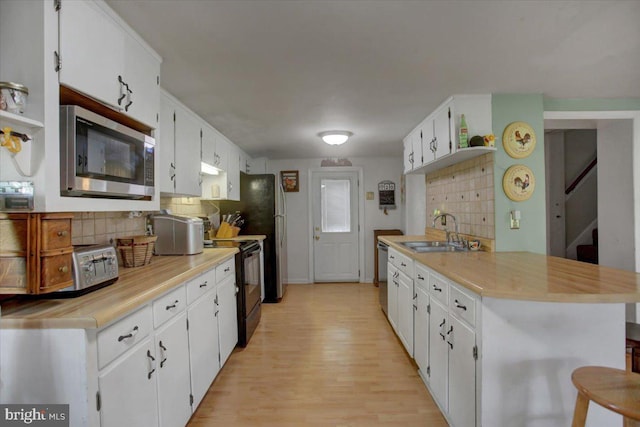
404;174;426;235
268;157;404;283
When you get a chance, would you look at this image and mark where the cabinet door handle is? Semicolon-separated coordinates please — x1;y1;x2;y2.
224;267;230;272
454;299;467;311
433;285;442;292
125;84;133;112
58;265;68;273
117;75;126;105
159;341;167;368
165;300;179;310
147;350;156;379
57;230;68;237
118;325;139;342
417;274;424;281
446;326;454;349
400;262;406;267
199;281;208;288
413;292;417;300
438;319;446;340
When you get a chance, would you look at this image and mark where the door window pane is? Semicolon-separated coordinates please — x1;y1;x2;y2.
321;179;350;232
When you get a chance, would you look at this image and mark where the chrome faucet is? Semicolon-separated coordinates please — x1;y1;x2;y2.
432;213;462;245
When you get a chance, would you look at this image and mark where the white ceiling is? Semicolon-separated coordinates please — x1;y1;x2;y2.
106;0;640;160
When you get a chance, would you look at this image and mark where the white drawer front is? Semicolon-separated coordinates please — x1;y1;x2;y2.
216;257;235;284
389;248;413;277
428;272;449;305
449;283;476;328
186;269;216;305
97;305;153;369
153;285;187;328
414;263;429;291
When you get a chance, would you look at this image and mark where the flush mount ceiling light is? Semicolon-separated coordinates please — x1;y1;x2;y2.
319;131;353;146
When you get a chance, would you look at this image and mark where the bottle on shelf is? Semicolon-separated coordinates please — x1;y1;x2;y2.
459;114;468;149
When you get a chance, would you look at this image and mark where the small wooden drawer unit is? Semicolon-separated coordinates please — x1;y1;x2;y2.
0;212;73;294
186;269;216;305
153;285;187;328
97;305;153;369
429;271;449;305
449;283;476;327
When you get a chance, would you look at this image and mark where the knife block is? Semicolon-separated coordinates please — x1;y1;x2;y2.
216;222;240;238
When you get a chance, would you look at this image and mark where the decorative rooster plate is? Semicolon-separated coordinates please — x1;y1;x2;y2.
503;164;535;201
502;121;536;159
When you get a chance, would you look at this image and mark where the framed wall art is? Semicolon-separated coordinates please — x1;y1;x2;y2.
281;170;299;192
502;164;535;201
502;121;536;159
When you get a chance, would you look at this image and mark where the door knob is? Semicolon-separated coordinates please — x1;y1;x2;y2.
314;236;320;240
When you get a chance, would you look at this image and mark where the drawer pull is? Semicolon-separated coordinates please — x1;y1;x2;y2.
454;299;467;311
224;267;231;273
165;300;179;310
433;285;442;292
57;230;68;237
401;262;407;267
417;274;425;281
389;255;395;260
117;325;139;342
146;350;156;379
199;281;208;288
58;265;68;273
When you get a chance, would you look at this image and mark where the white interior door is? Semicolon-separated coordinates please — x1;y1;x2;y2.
311;170;359;282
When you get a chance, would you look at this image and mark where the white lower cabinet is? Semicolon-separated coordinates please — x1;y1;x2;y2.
217;274;238;366
387;248;415;356
413;264;430;379
187;289;220;409
387;259;478;427
448;314;476;427
387;263;399;332
397;270;414;356
428;297;449;412
99;337;160;427
156;312;192;427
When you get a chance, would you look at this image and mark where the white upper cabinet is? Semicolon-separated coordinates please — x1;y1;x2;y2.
58;0;160;128
59;0;124;108
159;90;202;197
405;94;494;175
123;36;161;128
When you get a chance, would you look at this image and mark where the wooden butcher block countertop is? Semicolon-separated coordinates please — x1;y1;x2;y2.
379;235;640;303
0;248;238;329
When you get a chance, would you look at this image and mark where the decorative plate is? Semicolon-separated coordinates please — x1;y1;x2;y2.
502;121;536;159
502;164;535;201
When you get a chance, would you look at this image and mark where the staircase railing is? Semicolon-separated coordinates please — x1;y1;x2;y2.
565;158;597;195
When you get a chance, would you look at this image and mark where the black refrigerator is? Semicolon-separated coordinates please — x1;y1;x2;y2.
219;173;287;302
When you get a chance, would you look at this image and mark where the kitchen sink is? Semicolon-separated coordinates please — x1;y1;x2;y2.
400;241;467;252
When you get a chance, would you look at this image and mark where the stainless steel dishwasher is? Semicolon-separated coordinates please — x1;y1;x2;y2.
377;241;389;315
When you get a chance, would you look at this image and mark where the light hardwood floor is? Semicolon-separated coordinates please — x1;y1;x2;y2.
188;283;448;426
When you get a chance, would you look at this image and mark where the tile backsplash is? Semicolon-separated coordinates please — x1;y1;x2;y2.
71;198;219;246
425;153;495;239
71;212;148;246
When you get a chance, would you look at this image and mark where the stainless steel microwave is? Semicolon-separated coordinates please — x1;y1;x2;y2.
60;105;155;199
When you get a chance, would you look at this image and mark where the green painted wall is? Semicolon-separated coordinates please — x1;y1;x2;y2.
493;94;547;253
544;98;640;111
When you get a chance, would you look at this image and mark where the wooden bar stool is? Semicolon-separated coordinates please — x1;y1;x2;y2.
571;366;640;427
